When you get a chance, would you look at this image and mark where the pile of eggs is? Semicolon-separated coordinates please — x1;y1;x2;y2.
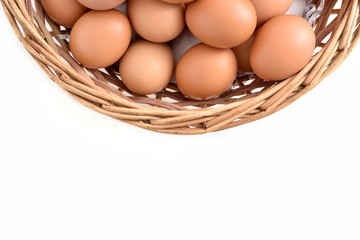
41;0;316;100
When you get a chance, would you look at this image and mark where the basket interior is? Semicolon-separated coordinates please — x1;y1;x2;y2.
2;0;360;134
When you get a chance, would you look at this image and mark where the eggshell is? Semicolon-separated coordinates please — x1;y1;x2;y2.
176;43;238;100
127;0;185;43
41;0;88;28
250;15;316;80
186;0;257;48
250;0;293;26
119;40;175;95
161;0;194;3
70;10;131;69
115;2;141;43
232;34;255;73
77;0;125;10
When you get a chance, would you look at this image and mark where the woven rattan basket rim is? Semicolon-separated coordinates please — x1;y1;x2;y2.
1;0;360;134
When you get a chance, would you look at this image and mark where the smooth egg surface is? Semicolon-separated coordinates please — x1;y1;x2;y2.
70;10;132;69
41;0;88;27
127;0;185;43
250;0;293;26
250;14;316;80
120;40;174;95
232;34;256;73
186;0;257;48
161;0;194;3
176;43;238;100
77;0;126;10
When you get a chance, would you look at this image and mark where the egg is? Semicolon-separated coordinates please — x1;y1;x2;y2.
115;2;142;43
41;0;88;28
77;0;126;10
127;0;185;43
186;0;257;48
250;14;316;80
232;34;255;73
161;0;194;3
250;0;293;26
119;40;175;95
176;43;238;100
70;10;131;69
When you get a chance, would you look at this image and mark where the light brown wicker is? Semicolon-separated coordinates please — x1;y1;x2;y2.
1;0;359;134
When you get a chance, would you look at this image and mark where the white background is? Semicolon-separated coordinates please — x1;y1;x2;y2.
1;5;360;240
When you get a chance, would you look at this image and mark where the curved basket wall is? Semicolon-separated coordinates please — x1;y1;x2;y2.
1;0;359;134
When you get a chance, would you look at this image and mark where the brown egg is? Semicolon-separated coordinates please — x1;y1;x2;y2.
250;0;293;26
161;0;194;3
70;10;131;69
250;15;316;81
41;0;88;28
77;0;126;10
186;0;257;48
176;43;237;100
127;0;185;43
232;34;255;73
119;40;174;95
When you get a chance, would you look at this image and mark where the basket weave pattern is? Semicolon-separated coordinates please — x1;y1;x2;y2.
1;0;359;134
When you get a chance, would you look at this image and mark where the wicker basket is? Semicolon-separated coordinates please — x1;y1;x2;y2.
1;0;359;134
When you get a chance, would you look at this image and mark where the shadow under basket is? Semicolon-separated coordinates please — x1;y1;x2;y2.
2;0;359;134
